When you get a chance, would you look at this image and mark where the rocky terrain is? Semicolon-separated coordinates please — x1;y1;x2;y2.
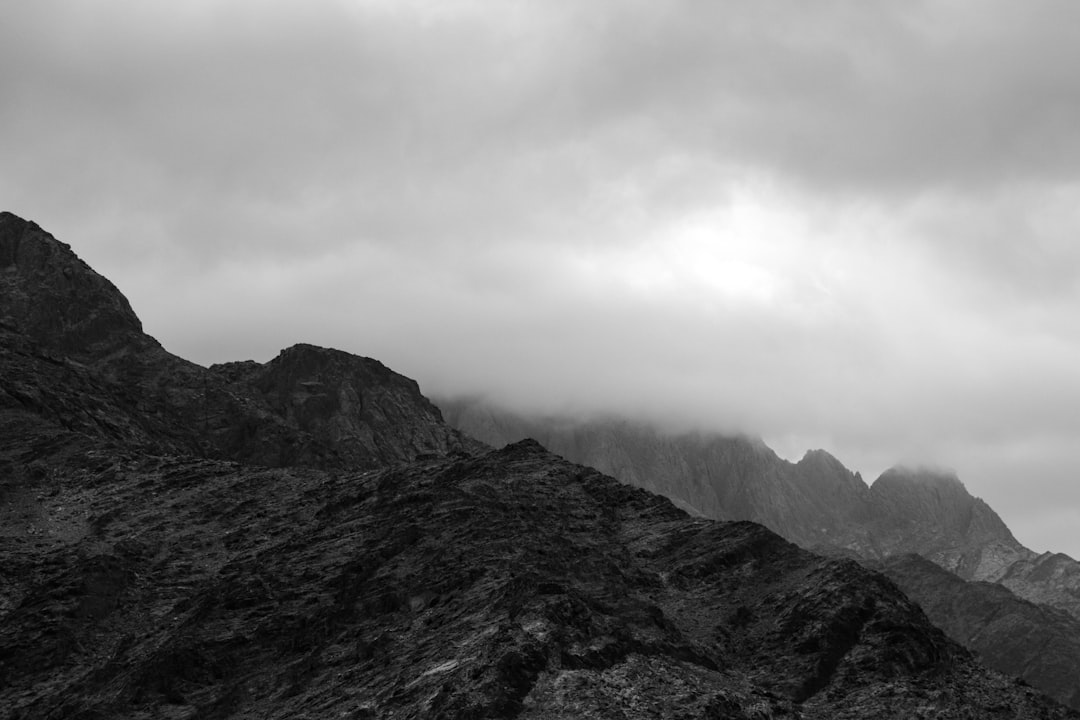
438;397;1080;708
876;554;1080;710
2;210;1078;718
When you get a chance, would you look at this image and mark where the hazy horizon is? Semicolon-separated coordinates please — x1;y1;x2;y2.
4;1;1080;557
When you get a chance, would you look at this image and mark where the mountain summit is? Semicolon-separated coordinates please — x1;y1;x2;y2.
0;212;149;360
866;466;1021;576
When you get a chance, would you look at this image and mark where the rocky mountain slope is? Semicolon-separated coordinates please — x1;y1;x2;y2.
1;211;1077;718
438;397;1080;707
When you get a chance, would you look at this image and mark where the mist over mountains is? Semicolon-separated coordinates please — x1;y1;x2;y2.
438;396;1080;599
5;212;1080;716
437;395;1080;707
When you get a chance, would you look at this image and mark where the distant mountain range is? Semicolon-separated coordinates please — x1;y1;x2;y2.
2;210;1077;718
437;396;1080;707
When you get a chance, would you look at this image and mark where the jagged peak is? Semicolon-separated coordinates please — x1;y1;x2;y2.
0;213;150;358
867;465;1021;548
792;448;866;492
0;210;41;231
0;210;31;226
797;448;845;469
870;467;974;518
1;211;72;265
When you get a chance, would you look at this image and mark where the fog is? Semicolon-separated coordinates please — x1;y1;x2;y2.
3;0;1080;555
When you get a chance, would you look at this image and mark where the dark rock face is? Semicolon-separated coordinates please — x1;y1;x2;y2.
0;212;148;360
205;343;481;469
1;213;1077;717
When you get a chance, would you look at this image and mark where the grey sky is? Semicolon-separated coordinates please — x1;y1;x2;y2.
3;1;1080;556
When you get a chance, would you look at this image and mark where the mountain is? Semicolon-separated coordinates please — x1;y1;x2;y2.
861;467;1027;580
437;396;1080;707
0;211;477;470
203;343;483;469
1;211;1076;717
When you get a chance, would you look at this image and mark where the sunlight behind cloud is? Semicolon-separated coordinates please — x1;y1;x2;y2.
568;182;845;318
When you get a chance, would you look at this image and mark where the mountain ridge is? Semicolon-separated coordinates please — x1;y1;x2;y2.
438;397;1030;569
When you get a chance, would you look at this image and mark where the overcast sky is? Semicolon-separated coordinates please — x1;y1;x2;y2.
3;0;1080;556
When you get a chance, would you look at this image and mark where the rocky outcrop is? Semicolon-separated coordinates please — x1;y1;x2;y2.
204;343;483;469
0;212;151;361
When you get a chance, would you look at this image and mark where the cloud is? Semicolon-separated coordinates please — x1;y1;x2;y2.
4;1;1080;554
10;0;1080;262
